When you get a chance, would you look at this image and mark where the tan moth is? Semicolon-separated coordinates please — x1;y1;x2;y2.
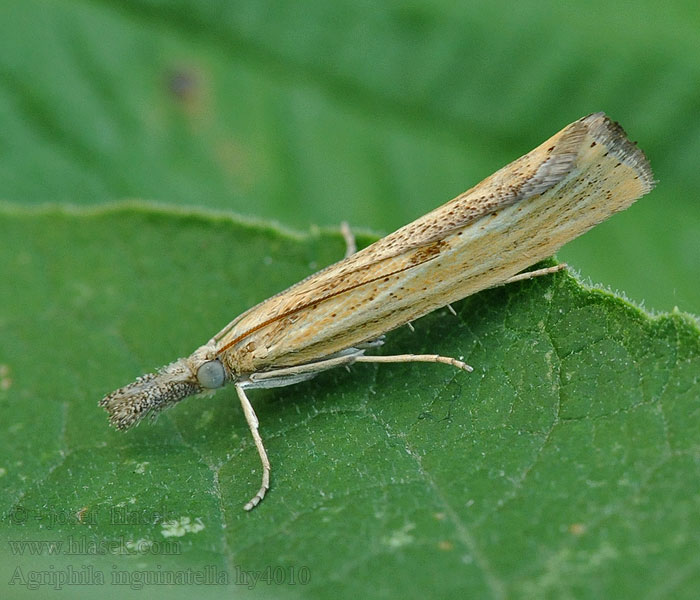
101;113;654;510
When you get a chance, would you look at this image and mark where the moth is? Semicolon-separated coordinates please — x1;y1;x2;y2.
100;112;654;510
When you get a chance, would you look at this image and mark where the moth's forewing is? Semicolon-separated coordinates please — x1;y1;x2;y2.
215;113;653;375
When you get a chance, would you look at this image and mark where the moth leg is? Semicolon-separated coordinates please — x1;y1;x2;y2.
340;221;357;258
354;353;473;372
406;321;415;332
446;304;457;316
246;352;363;387
501;263;567;286
235;383;271;511
355;336;385;350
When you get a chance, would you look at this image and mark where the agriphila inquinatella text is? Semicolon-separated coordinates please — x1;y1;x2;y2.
101;112;654;510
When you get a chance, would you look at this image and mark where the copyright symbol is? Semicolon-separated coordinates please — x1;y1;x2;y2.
9;506;27;524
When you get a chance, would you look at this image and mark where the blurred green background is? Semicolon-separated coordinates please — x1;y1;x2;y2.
0;0;698;314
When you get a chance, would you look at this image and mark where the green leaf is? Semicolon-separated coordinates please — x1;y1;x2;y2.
0;0;699;313
1;204;699;599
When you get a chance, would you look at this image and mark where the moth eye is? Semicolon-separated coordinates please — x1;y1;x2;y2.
196;360;225;389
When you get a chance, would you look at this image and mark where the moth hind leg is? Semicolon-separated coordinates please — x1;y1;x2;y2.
500;263;568;286
340;221;357;258
354;336;385;350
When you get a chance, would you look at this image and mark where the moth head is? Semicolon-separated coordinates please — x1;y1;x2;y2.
100;344;228;430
